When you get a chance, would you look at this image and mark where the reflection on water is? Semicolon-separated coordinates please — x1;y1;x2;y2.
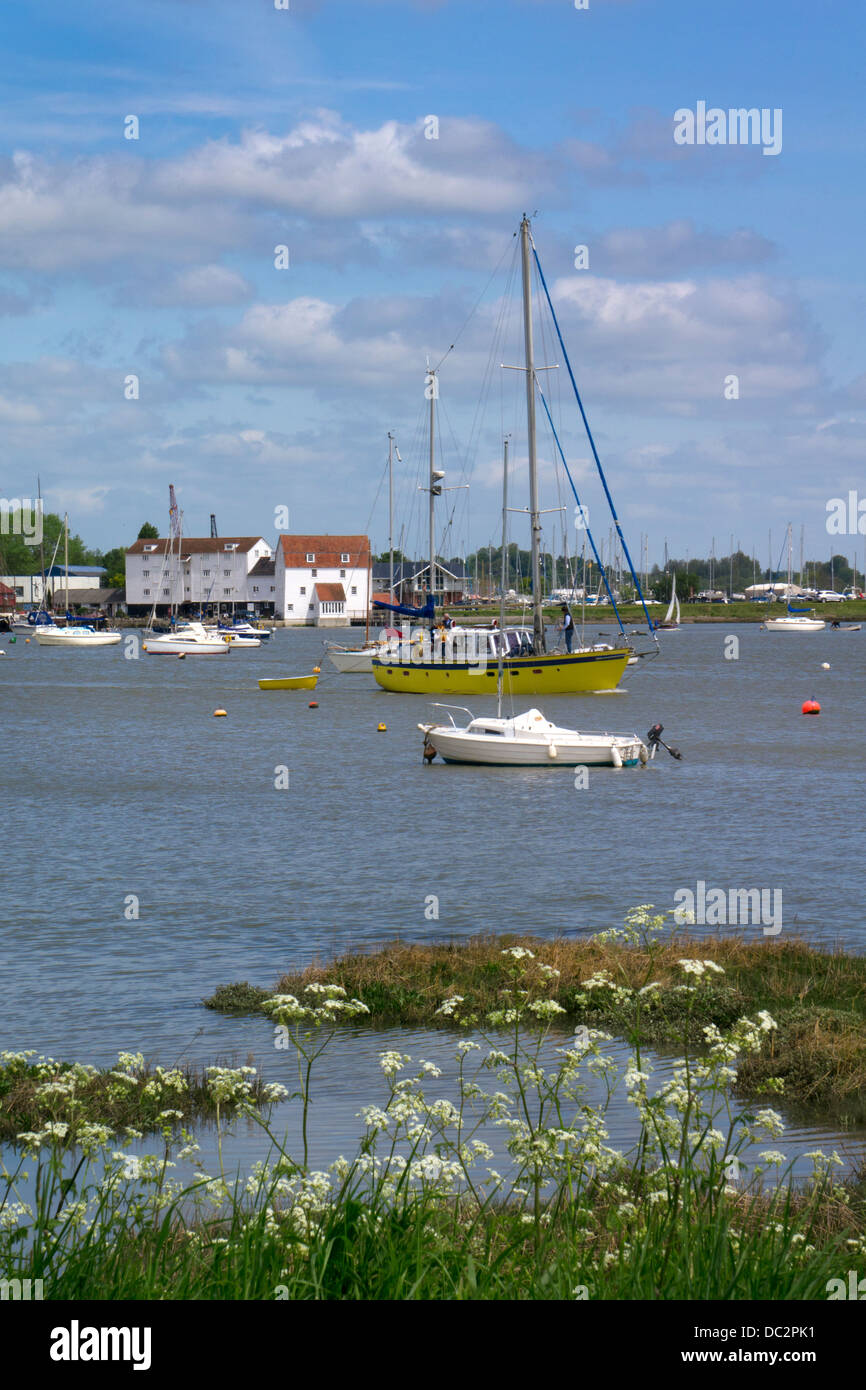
1;623;864;1176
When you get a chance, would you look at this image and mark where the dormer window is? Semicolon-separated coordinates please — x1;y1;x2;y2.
341;553;350;563
143;544;158;553
224;543;238;552
305;552;316;563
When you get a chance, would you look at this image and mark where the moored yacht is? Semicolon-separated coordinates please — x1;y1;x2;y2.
34;625;121;647
143;621;230;655
419;705;648;767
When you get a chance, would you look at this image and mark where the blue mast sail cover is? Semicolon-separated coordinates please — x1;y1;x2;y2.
373;596;436;621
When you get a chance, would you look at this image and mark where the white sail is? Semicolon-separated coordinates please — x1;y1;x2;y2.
664;573;680;625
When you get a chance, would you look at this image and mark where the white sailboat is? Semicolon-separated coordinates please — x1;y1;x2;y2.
762;525;825;632
34;514;121;647
655;572;680;630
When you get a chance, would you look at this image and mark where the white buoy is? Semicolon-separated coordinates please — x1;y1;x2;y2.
547;743;558;759
821;662;830;670
611;745;623;769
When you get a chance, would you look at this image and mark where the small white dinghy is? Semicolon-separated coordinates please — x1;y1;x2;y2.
418;705;648;768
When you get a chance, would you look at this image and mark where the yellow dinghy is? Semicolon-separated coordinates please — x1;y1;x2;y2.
258;673;319;691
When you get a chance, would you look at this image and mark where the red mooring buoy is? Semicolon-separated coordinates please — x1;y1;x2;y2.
802;699;821;715
309;701;319;708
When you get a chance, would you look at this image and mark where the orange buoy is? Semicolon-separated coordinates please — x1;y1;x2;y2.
214;708;228;717
377;722;387;732
312;665;321;673
802;699;821;715
309;700;318;708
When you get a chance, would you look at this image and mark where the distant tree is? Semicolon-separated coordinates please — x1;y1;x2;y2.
0;511;102;574
101;546;128;588
138;522;159;539
651;571;701;602
374;548;408;563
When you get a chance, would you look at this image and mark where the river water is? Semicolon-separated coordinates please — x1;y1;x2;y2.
2;621;864;1178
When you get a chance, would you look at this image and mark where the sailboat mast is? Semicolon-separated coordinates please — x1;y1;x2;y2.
38;476;46;614
388;431;395;607
64;513;69;616
498;438;509;717
428;371;436;620
520;216;545;653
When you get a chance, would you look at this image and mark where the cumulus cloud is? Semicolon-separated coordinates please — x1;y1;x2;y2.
0;114;549;279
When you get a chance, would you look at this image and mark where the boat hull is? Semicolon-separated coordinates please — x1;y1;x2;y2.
762;619;826;632
33;629;122;647
373;646;630;695
144;638;229;654
429;732;644;766
258;675;318;690
327;647;377;673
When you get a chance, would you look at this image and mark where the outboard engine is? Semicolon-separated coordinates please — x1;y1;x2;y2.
646;723;682;761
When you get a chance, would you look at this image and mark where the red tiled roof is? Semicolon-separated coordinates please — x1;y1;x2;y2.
314;583;346;602
277;535;370;568
126;537;265;555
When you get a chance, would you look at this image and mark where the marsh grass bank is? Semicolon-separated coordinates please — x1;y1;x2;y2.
5;924;866;1301
4;957;866;1300
205;934;866;1121
0;1051;277;1144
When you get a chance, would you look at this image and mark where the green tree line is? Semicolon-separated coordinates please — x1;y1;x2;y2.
0;516;159;589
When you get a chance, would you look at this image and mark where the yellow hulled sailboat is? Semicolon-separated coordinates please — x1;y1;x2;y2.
372;216;644;697
372;637;629;695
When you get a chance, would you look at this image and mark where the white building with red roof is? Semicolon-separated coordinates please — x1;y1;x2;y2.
125;536;272;613
274;534;371;625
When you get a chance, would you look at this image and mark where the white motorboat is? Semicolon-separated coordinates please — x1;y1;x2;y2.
419;705;648;767
143;621;230;655
203;627;261;648
214;619;272;640
33;625;122;647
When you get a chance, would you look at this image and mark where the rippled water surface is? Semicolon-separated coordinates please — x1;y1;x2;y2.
2;621;864;1172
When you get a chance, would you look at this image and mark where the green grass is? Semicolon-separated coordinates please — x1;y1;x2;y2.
204;934;866;1118
6;1147;865;1301
0;1052;273;1143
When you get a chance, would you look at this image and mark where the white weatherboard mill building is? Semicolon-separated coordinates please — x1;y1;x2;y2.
274;535;372;626
125;537;272;613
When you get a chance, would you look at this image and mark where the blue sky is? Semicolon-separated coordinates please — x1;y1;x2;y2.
1;0;864;569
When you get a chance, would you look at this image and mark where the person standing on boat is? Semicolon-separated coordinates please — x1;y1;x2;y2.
559;604;575;653
442;612;456;630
